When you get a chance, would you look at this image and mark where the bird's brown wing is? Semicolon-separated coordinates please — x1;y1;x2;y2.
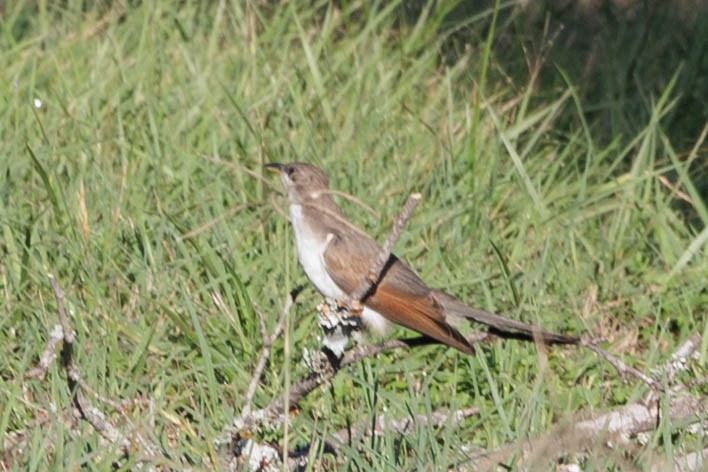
322;232;476;355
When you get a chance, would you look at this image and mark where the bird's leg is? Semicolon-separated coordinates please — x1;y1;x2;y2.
347;299;364;317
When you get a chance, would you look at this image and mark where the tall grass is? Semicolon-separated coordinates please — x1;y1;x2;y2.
1;1;705;469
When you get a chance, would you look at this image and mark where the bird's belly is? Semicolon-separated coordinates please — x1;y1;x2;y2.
361;307;389;335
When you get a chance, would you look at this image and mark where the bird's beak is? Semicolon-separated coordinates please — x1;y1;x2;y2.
265;163;285;174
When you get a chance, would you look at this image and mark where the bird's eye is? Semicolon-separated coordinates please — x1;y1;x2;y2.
286;167;296;179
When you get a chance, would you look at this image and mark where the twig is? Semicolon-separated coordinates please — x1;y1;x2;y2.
46;274;163;462
581;337;663;391
73;373;131;411
242;287;301;417
74;389;129;448
472;393;706;471
49;274;75;345
471;333;705;471
26;324;63;379
349;193;421;303
572;394;705;438
650;333;701;381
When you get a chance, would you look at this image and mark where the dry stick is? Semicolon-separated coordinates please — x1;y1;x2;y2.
572;333;704;439
72;371;132;411
472;332;705;471
49;274;124;443
578;312;701;395
47;274;162;460
49;274;76;345
512;394;707;471
580;337;663;391
650;332;701;381
242;287;300;416
26;324;64;379
572;393;705;438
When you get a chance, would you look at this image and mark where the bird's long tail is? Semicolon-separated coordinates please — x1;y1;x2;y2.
434;291;579;345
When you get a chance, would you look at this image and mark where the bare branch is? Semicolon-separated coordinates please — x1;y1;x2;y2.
48;274;75;345
45;274;164;464
581;337;663;391
243;287;301;416
471;333;705;471
573;394;705;437
472;393;706;471
650;333;701;382
26;324;63;379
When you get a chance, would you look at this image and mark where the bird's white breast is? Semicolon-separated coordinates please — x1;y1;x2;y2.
289;204;346;299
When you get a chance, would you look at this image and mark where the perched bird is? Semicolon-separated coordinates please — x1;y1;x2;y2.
267;162;578;355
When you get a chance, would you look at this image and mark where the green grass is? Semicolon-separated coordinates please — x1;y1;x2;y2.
1;1;706;470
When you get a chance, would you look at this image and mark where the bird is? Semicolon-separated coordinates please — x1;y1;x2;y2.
266;162;578;355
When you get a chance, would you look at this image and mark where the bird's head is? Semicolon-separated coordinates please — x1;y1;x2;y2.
265;162;330;203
